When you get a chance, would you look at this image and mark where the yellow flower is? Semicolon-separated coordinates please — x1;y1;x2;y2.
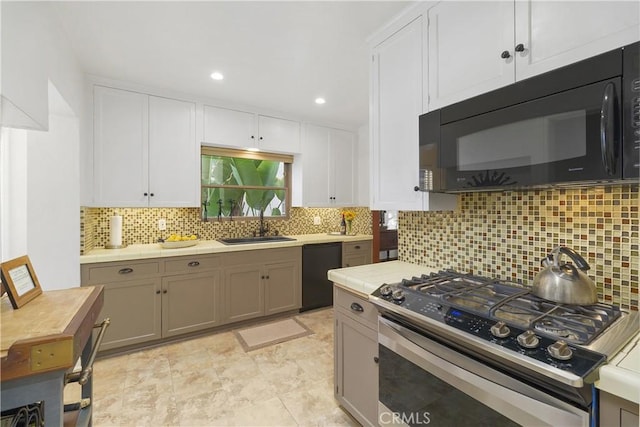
342;210;356;221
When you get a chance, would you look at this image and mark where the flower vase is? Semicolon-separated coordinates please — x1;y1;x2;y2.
346;220;353;235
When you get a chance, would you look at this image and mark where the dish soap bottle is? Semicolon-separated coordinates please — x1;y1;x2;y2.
340;214;346;235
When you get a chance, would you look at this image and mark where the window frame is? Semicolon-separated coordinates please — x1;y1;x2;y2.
201;146;293;221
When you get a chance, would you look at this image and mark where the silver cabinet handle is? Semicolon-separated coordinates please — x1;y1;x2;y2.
187;261;200;267
118;268;133;274
350;302;364;312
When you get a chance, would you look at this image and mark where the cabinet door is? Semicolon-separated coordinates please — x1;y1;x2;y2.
334;310;379;427
427;1;515;110
515;1;640;81
148;96;198;207
223;265;264;323
93;86;149;206
343;253;370;268
342;241;372;268
98;278;161;350
258;115;301;154
203;105;255;149
264;261;300;315
301;124;331;206
330;129;355;205
370;17;424;211
161;271;220;338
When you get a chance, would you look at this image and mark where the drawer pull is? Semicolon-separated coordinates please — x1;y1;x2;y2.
118;268;134;274
188;261;200;267
350;302;364;312
354;245;360;249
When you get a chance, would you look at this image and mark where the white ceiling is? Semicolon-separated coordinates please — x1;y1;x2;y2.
52;1;411;129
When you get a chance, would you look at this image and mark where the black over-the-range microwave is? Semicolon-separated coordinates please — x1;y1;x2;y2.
419;42;640;192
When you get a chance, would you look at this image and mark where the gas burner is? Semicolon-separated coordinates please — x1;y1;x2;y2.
534;321;580;342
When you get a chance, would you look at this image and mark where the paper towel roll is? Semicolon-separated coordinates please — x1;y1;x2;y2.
109;215;123;247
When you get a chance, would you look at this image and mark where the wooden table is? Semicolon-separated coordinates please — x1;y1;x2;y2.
1;286;104;426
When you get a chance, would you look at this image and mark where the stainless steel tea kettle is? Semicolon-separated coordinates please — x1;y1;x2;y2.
532;246;598;305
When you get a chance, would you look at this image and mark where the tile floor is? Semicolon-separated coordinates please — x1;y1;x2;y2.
66;308;359;426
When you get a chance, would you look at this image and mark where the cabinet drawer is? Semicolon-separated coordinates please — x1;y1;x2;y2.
82;261;161;284
343;241;371;254
334;286;378;328
164;255;220;274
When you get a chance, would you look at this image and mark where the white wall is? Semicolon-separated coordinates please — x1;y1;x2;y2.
0;127;28;261
0;3;84;289
24;84;80;289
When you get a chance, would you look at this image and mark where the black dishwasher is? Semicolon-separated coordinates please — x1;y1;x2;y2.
301;242;342;312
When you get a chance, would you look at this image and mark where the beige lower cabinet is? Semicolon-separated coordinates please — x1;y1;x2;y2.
600;391;639;427
162;270;221;337
82;248;301;351
99;277;162;350
334;286;379;427
221;247;302;323
264;261;301;315
81;255;221;351
342;240;373;267
223;264;264;323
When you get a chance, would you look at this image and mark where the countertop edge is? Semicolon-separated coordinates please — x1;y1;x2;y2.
596;334;640;404
81;233;373;264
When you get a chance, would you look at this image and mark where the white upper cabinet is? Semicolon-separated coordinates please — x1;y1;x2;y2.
295;124;355;207
93;86;197;207
148;96;198;207
370;16;426;211
203;105;301;154
330;128;355;206
94;86;149;206
203;106;255;148
258;115;301;153
514;1;640;81
427;1;515;110
427;1;640;110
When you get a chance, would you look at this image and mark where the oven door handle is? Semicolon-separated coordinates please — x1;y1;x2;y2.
378;317;589;427
600;82;618;176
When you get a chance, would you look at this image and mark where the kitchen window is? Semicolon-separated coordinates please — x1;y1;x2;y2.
201;147;292;220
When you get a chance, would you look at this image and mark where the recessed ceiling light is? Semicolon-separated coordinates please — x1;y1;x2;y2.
315;97;326;105
210;71;224;81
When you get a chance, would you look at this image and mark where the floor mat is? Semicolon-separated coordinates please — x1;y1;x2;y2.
234;317;313;352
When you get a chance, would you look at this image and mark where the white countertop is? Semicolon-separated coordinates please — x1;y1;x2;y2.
81;233;372;264
328;260;435;296
597;331;640;404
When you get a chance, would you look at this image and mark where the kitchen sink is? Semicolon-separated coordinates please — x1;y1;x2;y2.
217;236;296;245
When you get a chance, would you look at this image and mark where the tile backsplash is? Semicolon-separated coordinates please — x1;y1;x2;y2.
398;184;639;310
80;206;372;254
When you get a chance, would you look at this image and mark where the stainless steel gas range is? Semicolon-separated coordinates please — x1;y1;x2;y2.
369;270;638;427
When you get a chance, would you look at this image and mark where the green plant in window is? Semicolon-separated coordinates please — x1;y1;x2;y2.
201;154;286;219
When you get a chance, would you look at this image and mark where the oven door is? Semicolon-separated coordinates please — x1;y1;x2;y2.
439;77;622;191
378;316;589;427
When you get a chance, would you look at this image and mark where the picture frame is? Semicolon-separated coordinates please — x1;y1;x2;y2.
0;255;43;309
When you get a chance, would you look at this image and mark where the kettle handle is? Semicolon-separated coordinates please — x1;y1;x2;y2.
556;246;590;271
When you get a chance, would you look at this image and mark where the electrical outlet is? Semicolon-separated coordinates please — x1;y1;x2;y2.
158;219;167;231
313;216;321;225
